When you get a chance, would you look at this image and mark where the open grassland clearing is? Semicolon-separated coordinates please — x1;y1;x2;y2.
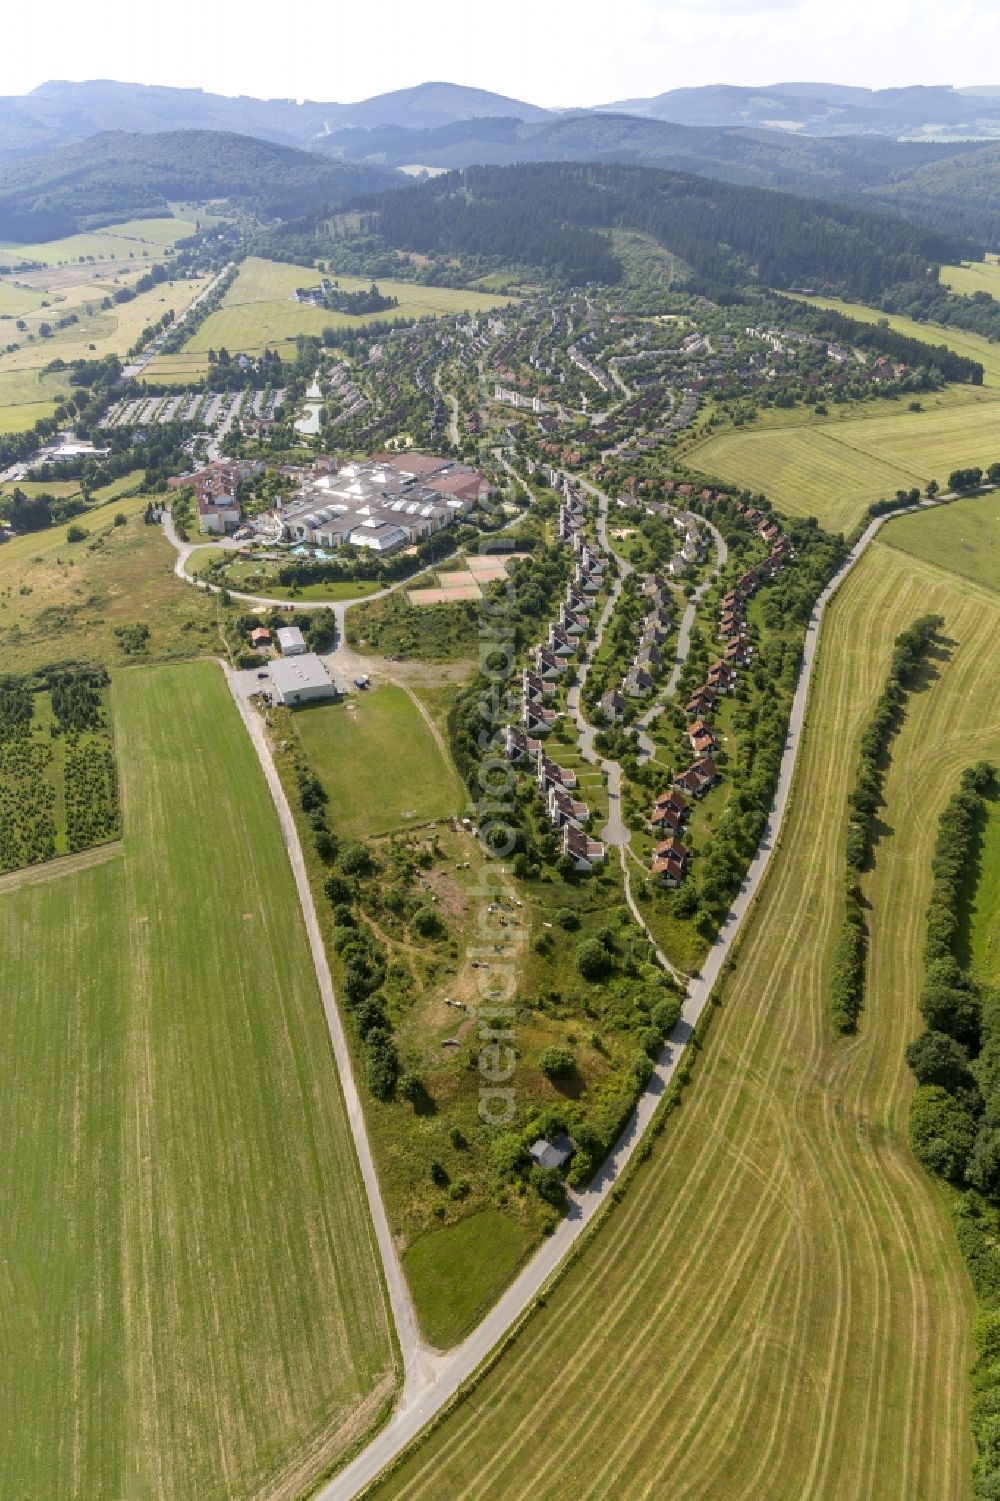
366;534;1000;1501
785;291;1000;388
292;685;464;839
183;256;518;356
0;366;72;427
941;258;1000;298
0;661;394;1500
688;393;1000;534
881;493;1000;597
0;494;222;671
185;546;384;601
0;216;197;266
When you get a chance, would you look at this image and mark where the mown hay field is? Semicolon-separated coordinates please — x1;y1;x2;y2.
0;216;197;266
689;393;1000;533
940;259;1000;298
0;661;395;1499
181;256;518;357
365;530;1000;1501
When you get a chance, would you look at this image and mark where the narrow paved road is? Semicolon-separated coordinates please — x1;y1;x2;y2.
221;662;438;1398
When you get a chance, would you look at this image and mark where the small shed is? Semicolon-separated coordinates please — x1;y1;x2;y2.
529;1134;575;1173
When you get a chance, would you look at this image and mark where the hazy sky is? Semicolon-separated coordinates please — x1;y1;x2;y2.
2;0;998;106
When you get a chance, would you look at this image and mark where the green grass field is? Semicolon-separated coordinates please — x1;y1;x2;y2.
182;256;518;357
0;661;395;1499
881;493;1000;596
941;259;1000;298
291;685;463;838
0;495;223;671
0;216;197;266
366;531;1000;1500
688;394;1000;533
402;1213;533;1349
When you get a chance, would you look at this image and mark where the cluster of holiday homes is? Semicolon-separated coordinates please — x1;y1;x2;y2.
645;501;794;887
166;459;265;534
272;454;490;555
502;489;607;873
596;571;674;715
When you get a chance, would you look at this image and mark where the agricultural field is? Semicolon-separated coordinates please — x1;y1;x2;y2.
0;215;197;266
689;393;1000;533
0;661;394;1499
0;494;222;672
181;256;518;358
290;684;464;839
941;257;1000;298
367;530;1000;1501
881;492;1000;597
0;268;211;378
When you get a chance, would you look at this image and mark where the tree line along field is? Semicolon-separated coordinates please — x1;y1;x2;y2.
688;392;1000;535
171;255;517;364
0;661;395;1500
364;530;1000;1501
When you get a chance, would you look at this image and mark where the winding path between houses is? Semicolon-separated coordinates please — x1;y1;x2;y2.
200;479;945;1496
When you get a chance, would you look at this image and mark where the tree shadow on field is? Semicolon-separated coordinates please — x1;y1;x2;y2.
954;783;998;972
869;632;955;865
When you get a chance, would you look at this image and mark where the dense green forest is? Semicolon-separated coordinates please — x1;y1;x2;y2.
0;130;401;240
353;163;969;299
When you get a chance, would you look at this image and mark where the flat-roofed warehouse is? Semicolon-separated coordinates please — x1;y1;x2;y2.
276;453;492;556
269;653;337;706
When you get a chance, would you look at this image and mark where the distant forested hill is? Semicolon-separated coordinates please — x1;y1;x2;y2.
354;162;968;298
0;131;401;241
322;115;1000;248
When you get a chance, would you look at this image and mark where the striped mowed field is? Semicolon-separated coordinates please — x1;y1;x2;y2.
0;661;394;1500
689;392;1000;534
366;530;1000;1501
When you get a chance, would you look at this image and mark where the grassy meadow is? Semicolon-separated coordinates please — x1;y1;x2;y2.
880;492;1000;596
292;685;464;839
0;494;223;671
180;256;517;358
0;216;197;266
0;660;395;1500
364;529;1000;1501
689;391;1000;533
941;258;1000;298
